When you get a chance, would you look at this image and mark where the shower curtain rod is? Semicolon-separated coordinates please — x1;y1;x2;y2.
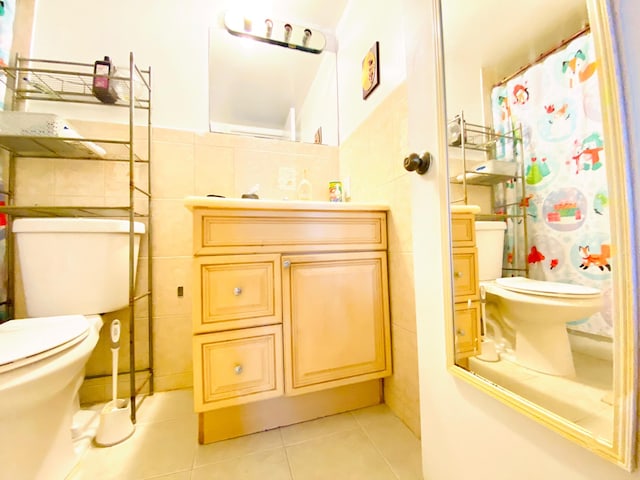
493;24;591;87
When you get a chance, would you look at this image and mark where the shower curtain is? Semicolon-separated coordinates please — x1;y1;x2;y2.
490;31;613;338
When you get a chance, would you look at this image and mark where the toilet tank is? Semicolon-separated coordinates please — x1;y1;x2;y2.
13;218;146;317
475;221;507;281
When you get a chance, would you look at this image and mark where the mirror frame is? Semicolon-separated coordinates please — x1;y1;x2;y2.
441;0;638;470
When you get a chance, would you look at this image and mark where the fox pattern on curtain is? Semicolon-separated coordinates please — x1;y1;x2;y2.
490;31;613;338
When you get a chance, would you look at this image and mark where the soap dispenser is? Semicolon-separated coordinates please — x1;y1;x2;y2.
297;170;312;201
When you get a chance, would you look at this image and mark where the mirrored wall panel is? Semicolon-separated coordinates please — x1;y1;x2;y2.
442;0;636;469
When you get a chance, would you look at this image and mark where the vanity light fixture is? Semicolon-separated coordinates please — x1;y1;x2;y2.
302;28;312;47
284;23;292;43
224;10;326;54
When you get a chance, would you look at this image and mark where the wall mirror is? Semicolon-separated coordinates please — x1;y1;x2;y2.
442;0;637;469
208;11;339;146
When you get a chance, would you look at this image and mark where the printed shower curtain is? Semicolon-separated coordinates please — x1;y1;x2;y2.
490;31;613;338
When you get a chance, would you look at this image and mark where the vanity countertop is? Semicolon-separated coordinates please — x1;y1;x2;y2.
450;204;481;214
184;196;389;212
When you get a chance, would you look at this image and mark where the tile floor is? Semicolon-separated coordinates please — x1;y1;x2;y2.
468;350;613;441
68;389;423;480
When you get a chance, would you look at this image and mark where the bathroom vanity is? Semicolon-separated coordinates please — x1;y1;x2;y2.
450;206;481;364
184;197;392;443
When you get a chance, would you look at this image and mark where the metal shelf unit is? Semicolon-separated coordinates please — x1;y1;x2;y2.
448;110;528;277
0;52;153;421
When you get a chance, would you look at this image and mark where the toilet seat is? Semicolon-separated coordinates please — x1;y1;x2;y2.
494;276;601;298
0;315;90;374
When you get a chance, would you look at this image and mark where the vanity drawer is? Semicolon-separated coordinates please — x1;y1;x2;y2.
193;254;281;333
452;247;479;301
193;325;284;411
451;213;475;247
454;301;481;359
193;208;387;255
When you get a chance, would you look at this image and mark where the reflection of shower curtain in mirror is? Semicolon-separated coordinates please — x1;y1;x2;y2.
0;0;15;322
490;31;613;338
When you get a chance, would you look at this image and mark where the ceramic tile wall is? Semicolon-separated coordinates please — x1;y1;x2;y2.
339;83;421;437
11;123;338;402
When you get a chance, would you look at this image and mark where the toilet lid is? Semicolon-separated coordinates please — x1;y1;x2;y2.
495;276;601;297
0;315;90;370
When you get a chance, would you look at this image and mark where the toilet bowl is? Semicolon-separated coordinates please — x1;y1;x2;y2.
476;221;602;377
0;218;145;480
482;277;602;376
0;315;103;480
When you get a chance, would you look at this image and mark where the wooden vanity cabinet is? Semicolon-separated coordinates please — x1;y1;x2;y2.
188;202;391;443
451;212;481;361
283;251;391;395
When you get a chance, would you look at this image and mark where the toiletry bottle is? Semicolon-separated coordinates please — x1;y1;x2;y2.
92;56;119;104
297;170;312;200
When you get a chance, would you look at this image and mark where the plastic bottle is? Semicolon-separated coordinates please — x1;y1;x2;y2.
92;56;119;104
297;170;312;200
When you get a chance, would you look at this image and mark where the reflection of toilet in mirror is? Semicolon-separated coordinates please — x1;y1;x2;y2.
476;221;603;377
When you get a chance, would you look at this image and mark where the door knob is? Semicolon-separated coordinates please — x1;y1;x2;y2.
403;152;432;175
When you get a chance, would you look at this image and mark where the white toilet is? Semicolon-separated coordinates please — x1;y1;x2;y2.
0;218;145;480
476;221;602;377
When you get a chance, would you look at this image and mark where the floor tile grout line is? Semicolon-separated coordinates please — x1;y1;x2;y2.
280;424;362;448
279;427;297;480
191;430;287;470
356;416;403;480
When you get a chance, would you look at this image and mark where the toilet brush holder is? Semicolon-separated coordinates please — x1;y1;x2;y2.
95;398;135;446
95;319;135;447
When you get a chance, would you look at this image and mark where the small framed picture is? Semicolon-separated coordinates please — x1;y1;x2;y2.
362;41;380;100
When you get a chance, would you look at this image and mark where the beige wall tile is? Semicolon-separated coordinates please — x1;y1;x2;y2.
14;157;55;199
54;159;105;197
339;82;420;436
152;141;195;199
151;198;193;257
387;176;414;253
388;251;417;334
154;372;193;392
153;314;192;378
153;257;193;318
194;143;235;197
153;127;195;144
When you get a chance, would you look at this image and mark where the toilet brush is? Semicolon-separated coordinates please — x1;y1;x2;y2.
95;319;135;446
477;285;500;362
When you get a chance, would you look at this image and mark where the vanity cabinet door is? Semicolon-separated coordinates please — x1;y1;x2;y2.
193;253;282;333
452;247;479;302
454;301;481;360
281;251;392;395
193;324;284;412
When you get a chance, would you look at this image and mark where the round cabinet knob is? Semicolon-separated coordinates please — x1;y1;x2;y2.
455;271;463;278
283;260;291;268
456;329;466;336
233;287;242;296
403;151;432;175
234;364;243;375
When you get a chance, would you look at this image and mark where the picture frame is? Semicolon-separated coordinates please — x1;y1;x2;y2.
362;41;380;100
